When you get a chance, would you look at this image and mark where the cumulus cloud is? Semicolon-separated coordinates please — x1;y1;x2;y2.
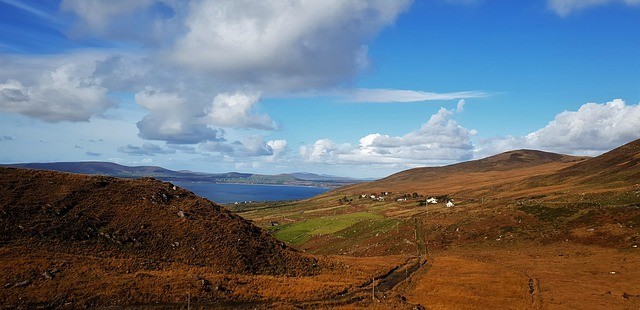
117;142;176;156
266;139;288;157
85;151;102;157
300;107;476;166
34;0;412;145
60;0;185;45
345;89;486;103
476;99;640;156
134;88;278;143
202;92;275;130
548;0;640;16
58;0;412;92
526;99;640;151
134;87;221;144
299;139;352;164
171;0;411;90
201;137;289;158
0;56;114;122
92;55;156;92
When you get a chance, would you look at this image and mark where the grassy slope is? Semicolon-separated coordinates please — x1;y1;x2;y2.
272;212;384;245
238;141;640;308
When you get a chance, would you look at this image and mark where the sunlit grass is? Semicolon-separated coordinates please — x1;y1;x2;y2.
273;212;383;245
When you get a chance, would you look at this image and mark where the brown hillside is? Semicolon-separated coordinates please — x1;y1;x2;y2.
0;167;315;276
336;149;587;197
443;149;585;172
550;138;640;184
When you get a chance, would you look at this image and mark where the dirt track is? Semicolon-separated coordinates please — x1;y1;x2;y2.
124;256;425;309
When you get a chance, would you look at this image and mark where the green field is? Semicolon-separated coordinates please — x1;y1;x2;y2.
271;211;384;245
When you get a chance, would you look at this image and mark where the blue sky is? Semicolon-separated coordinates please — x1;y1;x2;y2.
1;0;639;178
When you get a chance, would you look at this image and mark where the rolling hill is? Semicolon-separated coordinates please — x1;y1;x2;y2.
4;161;184;178
238;139;640;309
547;138;640;184
0;167;315;276
335;149;589;198
0;167;413;309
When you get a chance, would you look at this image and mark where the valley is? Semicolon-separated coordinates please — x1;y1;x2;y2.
1;139;639;308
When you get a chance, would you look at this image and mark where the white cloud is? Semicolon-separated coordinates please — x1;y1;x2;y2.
300;107;475;167
39;0;412;145
346;89;486;103
548;0;640;16
526;99;640;151
299;139;352;163
61;0;153;30
0;58;114;122
201;136;289;158
456;99;466;112
202;92;275;130
134;89;276;144
135;88;220;144
59;0;412;91
60;0;184;45
476;99;640;156
172;0;411;90
267;139;288;157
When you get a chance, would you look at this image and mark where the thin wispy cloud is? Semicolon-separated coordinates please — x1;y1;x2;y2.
0;0;62;24
118;143;177;157
548;0;640;16
346;89;487;103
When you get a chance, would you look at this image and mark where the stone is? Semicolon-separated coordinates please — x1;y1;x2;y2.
43;270;54;279
13;280;30;287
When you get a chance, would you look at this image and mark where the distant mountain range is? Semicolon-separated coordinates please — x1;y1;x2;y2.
1;161;363;188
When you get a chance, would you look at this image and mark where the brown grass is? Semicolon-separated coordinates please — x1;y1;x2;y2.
398;243;640;309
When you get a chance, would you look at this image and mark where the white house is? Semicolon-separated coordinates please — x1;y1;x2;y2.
426;197;438;204
446;200;455;207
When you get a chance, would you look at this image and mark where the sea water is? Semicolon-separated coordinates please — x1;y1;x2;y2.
171;181;329;204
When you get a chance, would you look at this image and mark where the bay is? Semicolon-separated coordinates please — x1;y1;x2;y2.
171;181;330;204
